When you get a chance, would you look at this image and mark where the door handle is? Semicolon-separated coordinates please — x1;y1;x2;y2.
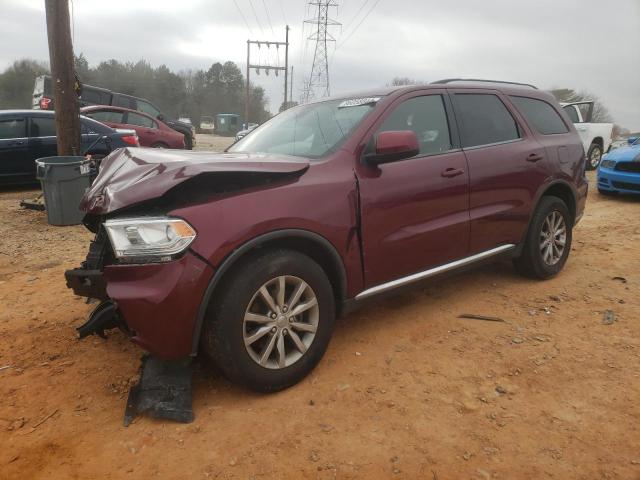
527;153;544;162
441;167;465;178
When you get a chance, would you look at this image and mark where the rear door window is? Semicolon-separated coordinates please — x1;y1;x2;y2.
454;94;520;148
112;95;135;109
376;95;453;155
510;96;568;135
137;100;161;118
30;116;57;137
127;112;154;128
81;88;110;105
88;110;124;124
0;118;26;139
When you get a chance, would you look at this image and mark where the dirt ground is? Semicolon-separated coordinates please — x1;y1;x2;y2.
0;163;638;479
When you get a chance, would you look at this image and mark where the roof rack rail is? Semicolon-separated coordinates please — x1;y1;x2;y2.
431;78;538;90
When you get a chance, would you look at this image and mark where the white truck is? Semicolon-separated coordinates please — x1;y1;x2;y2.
561;101;614;170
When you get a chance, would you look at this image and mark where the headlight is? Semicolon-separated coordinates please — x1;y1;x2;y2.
104;217;196;263
600;159;616;169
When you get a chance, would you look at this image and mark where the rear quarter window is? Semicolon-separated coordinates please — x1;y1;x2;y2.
510;96;569;135
454;94;520;148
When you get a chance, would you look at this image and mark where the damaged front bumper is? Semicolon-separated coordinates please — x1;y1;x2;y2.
65;232;215;359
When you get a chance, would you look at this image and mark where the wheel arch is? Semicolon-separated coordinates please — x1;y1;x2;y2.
190;229;348;356
516;180;577;256
590;137;604;149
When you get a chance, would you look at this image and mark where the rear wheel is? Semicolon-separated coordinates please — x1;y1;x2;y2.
586;143;603;170
513;196;572;279
184;135;193;150
151;142;168;149
201;249;335;392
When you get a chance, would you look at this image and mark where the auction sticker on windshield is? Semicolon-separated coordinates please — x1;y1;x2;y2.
338;97;381;108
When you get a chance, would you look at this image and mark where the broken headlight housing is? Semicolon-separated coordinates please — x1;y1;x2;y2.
104;217;196;263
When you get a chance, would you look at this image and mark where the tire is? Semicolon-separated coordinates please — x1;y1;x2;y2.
586;143;603;170
184;135;193;150
513;196;573;280
151;142;168;149
201;249;335;392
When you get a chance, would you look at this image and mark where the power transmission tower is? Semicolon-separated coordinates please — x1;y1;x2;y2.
302;1;340;103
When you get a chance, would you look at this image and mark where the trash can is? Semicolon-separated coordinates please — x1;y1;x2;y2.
36;156;91;226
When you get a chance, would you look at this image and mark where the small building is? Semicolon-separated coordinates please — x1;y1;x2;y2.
214;114;242;136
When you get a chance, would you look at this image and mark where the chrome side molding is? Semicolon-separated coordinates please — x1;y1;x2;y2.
355;244;516;300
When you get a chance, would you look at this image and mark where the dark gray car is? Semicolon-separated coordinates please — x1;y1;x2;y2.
0;110;139;184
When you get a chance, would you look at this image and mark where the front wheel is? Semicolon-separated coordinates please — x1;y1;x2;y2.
201;249;335;392
586;143;603;170
513;196;573;279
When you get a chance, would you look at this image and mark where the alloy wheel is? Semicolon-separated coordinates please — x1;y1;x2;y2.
589;146;602;168
243;275;319;369
540;210;567;265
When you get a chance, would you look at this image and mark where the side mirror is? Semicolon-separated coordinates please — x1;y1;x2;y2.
364;130;420;166
628;136;638;145
157;114;165;121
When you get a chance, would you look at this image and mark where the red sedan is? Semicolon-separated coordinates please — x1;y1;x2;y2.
80;106;185;149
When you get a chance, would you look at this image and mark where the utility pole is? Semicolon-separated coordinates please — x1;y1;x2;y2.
245;40;250;129
302;1;340;103
45;0;81;156
283;25;289;108
244;25;290;124
290;66;294;105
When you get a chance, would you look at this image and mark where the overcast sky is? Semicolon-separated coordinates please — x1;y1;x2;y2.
2;0;639;129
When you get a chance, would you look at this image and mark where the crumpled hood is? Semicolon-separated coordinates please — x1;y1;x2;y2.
81;148;310;214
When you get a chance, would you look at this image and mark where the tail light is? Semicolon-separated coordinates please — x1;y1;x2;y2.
39;97;52;109
121;134;139;146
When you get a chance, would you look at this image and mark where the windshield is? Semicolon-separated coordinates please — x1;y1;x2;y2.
228;98;380;158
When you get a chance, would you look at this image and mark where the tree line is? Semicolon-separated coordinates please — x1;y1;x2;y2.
0;56;272;127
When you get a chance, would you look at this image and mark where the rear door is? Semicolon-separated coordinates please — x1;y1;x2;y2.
509;95;580;177
356;90;470;288
28;115;58;164
125;112;158;146
0;115;29;179
450;89;546;254
84;109;126;130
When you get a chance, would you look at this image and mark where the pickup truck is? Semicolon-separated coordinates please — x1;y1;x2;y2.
561;101;613;170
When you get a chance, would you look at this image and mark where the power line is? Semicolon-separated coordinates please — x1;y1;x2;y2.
340;0;370;36
337;0;380;49
233;0;254;36
279;0;288;24
262;0;275;35
247;0;265;36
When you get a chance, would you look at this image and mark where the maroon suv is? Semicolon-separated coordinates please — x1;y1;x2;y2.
66;79;588;392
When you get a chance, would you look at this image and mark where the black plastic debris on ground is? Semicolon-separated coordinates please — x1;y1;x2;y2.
124;355;194;426
20;195;45;211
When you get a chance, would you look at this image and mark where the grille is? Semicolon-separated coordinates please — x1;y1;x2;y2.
612;181;640;192
615;162;640;173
